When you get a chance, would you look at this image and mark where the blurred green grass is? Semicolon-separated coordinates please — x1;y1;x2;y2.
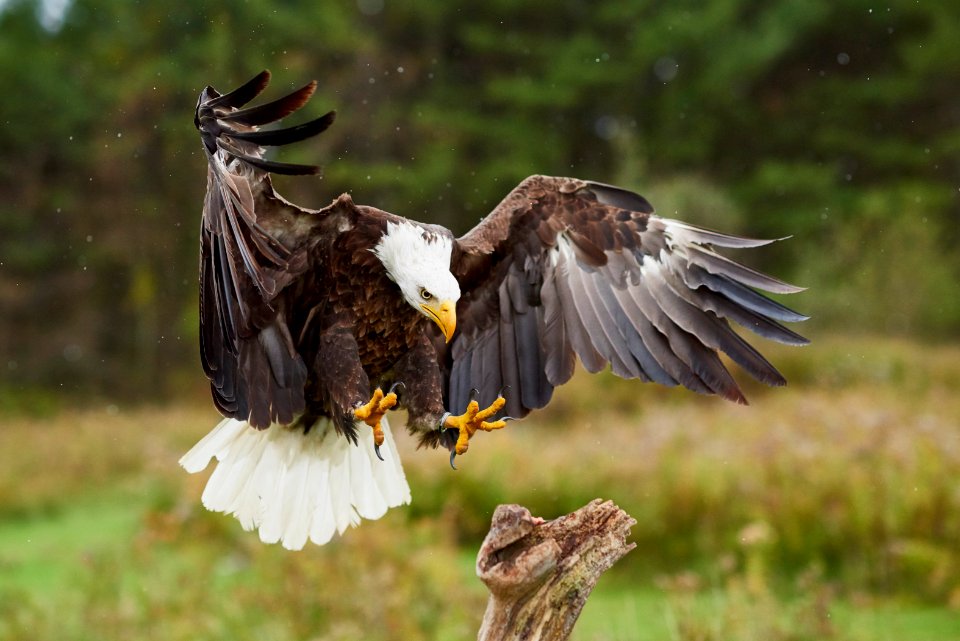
1;335;959;640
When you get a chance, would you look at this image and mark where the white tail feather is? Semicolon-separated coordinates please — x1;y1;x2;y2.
179;416;411;550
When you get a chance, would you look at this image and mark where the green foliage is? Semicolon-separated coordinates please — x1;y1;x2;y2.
803;183;960;334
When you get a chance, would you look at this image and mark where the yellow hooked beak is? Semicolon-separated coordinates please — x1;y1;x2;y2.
421;299;457;343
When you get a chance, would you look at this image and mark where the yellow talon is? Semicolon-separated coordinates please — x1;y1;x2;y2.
444;395;508;455
354;388;398;448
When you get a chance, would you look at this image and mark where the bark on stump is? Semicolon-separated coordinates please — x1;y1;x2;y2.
476;499;636;641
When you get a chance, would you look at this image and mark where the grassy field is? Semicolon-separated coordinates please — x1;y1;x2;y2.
1;336;959;640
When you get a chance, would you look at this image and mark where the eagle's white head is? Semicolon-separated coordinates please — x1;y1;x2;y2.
373;221;461;342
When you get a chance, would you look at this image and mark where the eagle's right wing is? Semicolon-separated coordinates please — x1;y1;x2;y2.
195;70;334;427
450;175;808;419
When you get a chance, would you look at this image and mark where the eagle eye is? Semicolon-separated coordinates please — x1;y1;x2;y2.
420;288;433;301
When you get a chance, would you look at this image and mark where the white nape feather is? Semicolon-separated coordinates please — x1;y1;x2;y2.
179;416;411;550
372;220;461;308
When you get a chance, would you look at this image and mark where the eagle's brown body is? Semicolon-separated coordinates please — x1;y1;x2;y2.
271;197;448;439
293;210;427;377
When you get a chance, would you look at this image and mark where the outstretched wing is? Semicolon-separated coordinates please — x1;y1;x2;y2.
449;175;808;419
196;70;335;427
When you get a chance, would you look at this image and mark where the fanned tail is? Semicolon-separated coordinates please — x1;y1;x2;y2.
180;416;411;550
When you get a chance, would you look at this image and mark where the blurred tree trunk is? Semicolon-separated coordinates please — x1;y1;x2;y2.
476;500;636;641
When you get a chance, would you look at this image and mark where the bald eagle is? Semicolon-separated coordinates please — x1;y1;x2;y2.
180;71;807;550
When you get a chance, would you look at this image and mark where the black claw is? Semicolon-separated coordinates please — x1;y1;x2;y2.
388;381;405;396
497;385;512;399
374;443;384;462
468;388;480;403
501;416;516;422
449;450;458;470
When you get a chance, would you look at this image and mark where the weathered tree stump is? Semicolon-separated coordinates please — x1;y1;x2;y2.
476;499;636;641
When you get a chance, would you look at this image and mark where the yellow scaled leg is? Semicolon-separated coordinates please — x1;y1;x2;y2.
444;394;508;457
354;387;398;460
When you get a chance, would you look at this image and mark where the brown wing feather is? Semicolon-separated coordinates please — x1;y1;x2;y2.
196;70;334;428
450;175;807;419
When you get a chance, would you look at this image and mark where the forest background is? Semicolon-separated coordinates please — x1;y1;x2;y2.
2;0;958;401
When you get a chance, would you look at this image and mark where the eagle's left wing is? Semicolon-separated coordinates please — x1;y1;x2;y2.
449;175;808;419
196;71;335;427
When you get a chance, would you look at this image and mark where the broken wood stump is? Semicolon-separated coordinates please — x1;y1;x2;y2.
476;499;637;641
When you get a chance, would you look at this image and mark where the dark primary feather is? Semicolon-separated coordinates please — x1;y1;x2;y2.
204;70;271;110
229;153;324;177
228;111;336;147
219;81;319;127
450;175;808;419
